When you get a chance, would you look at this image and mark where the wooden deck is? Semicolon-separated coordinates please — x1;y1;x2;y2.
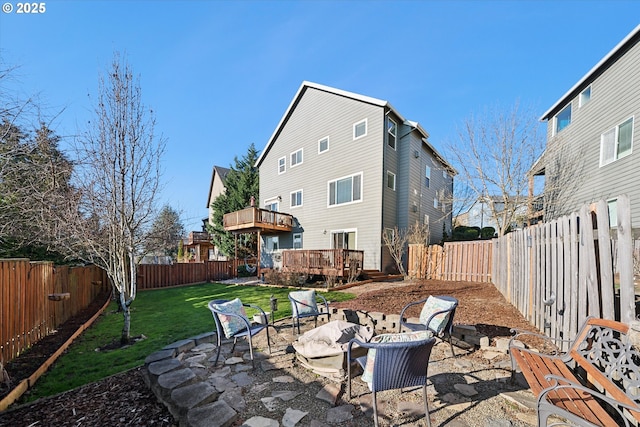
223;207;294;233
281;249;364;277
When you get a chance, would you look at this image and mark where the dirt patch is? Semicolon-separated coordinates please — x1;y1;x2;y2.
331;279;538;340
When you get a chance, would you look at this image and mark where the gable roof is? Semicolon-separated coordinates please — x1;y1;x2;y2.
206;165;230;208
255;81;456;174
541;24;640;121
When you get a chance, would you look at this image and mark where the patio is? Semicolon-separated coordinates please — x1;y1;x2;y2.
143;311;539;427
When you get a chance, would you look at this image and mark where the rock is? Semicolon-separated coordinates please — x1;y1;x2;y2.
315;383;340;405
326;404;354;423
282;408;308;426
187;400;238;427
454;383;478;397
242;416;279;427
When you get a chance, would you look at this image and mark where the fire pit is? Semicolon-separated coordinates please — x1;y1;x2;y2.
292;320;374;380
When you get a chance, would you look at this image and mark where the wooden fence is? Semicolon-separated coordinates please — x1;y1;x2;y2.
492;195;635;350
407;240;493;283
0;260;109;364
136;260;237;290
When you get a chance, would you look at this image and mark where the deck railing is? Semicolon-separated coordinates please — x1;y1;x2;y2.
281;249;364;277
223;207;294;232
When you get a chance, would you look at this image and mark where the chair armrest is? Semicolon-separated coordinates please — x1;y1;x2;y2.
539;374;638;427
316;294;329;311
399;298;429;321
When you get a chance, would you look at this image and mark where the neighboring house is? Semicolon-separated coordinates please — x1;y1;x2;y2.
254;81;456;273
530;24;640;229
205;165;230;260
206;165;230;226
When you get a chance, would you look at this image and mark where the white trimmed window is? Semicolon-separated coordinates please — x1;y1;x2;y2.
293;233;302;249
318;136;329;154
265;236;279;251
290;189;303;208
600;117;634;166
387;118;397;149
328;172;362;206
386;171;396;191
425;165;431;188
433;198;438;209
579;86;591;107
290;148;303;167
278;157;286;174
264;200;279;212
353;119;367;140
555;104;572;134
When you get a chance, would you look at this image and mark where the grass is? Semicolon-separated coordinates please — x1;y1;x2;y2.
23;282;355;402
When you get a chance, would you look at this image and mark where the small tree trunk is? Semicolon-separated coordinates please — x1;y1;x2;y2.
120;291;131;345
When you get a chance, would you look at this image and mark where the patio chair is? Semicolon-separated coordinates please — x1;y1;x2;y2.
347;331;436;427
208;298;271;367
288;289;330;335
399;295;458;357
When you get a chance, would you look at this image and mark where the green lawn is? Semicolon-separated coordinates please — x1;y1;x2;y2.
24;282;355;401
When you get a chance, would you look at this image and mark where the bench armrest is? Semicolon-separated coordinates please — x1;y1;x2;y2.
509;328;572;356
538;374;638;427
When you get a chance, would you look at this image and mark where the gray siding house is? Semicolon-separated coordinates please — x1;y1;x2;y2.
532;24;640;229
255;82;456;273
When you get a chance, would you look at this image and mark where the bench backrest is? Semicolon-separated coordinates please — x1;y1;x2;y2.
569;317;640;422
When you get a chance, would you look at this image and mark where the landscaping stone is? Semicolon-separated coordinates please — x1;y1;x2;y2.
145;348;176;364
147;358;183;377
187;400;238;427
326;404;354;423
241;416;279;427
282;408;308;427
163;338;195;353
171;382;219;416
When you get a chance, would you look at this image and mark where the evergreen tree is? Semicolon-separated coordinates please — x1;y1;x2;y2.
146;205;185;259
207;144;259;258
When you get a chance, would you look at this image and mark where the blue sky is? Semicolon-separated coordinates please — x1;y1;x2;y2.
1;1;639;231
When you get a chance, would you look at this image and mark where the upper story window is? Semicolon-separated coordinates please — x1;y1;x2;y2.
386;171;396;191
318;136;329;154
353;119;367;140
290;189;303;208
433;198;438;209
425;165;431;188
387;118;397;150
264;200;279;212
600;117;634;166
328;172;362;206
579;86;591;107
290;148;303;167
555;104;572;134
278;157;286;174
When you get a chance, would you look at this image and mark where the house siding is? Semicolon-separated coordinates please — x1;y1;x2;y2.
259;86;385;270
542;32;640;227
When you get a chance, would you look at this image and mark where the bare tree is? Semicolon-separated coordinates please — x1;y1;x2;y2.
446;101;544;236
60;52;165;344
383;226;409;277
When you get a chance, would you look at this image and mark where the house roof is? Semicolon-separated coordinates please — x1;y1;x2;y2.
541;24;640;121
206;165;230;208
255;81;456;174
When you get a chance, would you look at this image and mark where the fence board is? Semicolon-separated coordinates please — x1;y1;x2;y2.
408;241;493;283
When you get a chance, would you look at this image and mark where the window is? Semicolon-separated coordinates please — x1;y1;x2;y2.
386;171;396;191
555;104;572;134
265;236;279;251
278;157;286;174
425;166;431;188
264;200;279;211
328;172;362;206
433;198;438;209
290;189;303;208
579;86;591;107
332;230;356;249
290;149;303;167
608;199;618;228
387;118;397;149
443;170;448;179
600;117;634;166
293;233;302;249
318;136;329;153
353;119;367;140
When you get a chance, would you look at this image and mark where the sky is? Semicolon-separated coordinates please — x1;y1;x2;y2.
1;0;639;231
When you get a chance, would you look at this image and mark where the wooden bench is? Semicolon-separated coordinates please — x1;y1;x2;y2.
509;317;640;426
